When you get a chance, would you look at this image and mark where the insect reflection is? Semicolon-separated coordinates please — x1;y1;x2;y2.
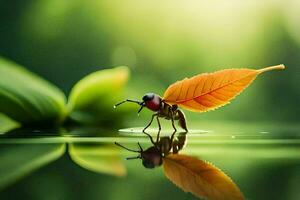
115;132;187;168
115;131;245;200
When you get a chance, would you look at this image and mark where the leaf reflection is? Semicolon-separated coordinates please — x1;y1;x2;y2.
69;143;126;177
117;130;244;200
0;143;65;190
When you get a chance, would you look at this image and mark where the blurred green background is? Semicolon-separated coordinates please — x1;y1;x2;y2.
1;0;299;123
1;0;300;200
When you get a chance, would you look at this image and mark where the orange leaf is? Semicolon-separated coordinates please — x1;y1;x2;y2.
163;154;244;200
163;65;285;112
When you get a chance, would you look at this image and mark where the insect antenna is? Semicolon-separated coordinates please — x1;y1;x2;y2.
137;142;143;151
126;155;141;160
137;104;145;115
114;142;141;153
114;99;142;108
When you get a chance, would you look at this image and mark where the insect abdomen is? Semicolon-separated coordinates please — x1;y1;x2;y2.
175;110;187;131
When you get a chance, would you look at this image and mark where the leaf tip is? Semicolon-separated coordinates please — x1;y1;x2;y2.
278;64;286;70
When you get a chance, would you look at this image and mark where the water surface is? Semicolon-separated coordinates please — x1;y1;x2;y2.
0;121;299;200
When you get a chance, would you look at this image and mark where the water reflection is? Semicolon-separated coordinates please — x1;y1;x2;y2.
0;124;300;200
69;143;126;177
115;132;187;168
116;131;244;199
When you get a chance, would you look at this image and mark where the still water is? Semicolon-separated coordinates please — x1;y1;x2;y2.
0;121;299;200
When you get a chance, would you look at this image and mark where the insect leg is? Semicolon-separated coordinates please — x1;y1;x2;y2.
167;109;178;149
170;129;176;147
155;116;161;143
156;115;162;131
143;131;156;145
143;113;157;133
171;111;177;132
176;109;188;132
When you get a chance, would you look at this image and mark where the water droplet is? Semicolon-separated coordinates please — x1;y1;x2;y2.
113;105;116;108
231;135;236;139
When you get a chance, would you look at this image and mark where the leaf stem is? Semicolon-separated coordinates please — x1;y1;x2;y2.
258;64;285;73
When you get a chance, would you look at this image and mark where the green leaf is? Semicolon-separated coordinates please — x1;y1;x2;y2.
0;57;67;124
67;66;132;125
0;143;65;190
0;113;21;134
69;143;126;177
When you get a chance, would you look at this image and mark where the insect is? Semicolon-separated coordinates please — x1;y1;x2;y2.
115;132;187;168
115;132;245;200
114;93;187;133
114;64;285;132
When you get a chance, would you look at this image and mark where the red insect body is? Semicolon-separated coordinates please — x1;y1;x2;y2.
145;95;161;111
